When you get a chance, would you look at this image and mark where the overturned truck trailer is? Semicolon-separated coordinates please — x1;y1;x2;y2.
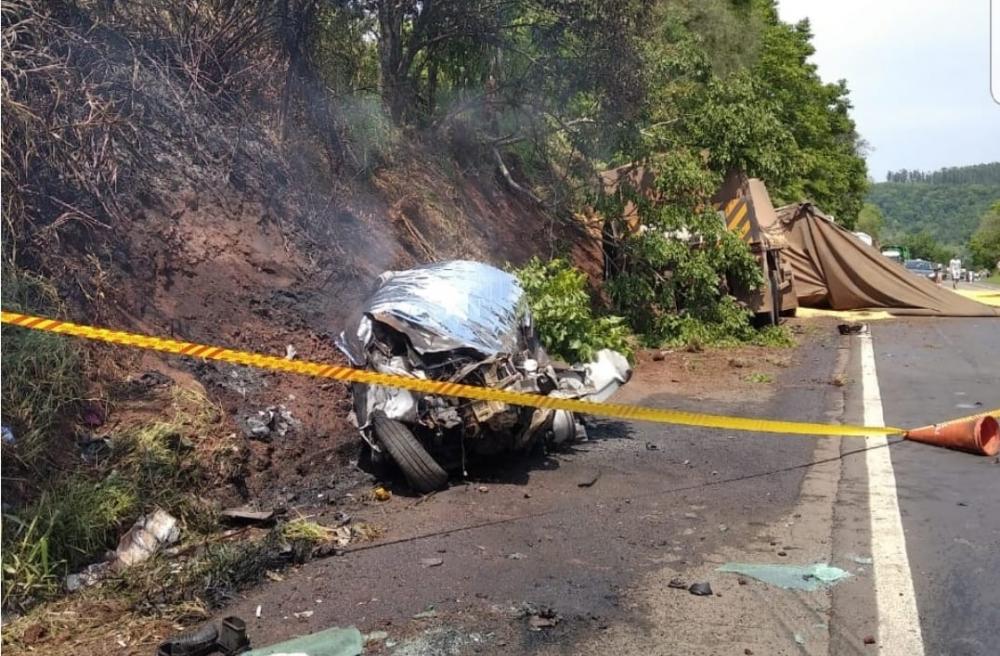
711;171;799;324
771;203;1000;317
599;165;797;325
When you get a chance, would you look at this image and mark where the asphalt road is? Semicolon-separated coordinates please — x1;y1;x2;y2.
870;318;1000;656
215;316;999;655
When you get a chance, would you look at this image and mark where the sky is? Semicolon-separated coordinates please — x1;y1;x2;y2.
777;0;1000;182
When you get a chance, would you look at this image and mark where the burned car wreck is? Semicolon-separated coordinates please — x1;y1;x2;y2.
336;260;631;492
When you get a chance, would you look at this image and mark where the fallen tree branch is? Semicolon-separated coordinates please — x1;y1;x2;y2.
493;146;544;207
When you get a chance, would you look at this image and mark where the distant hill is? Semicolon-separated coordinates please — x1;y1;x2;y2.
867;163;1000;247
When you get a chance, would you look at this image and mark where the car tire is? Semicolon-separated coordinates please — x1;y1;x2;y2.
373;413;448;493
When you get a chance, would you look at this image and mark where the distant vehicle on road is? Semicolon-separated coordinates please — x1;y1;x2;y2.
904;258;939;282
882;246;909;263
852;231;874;247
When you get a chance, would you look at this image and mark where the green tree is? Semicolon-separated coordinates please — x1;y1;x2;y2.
750;14;868;225
856;203;884;242
901;230;954;264
969;201;1000;270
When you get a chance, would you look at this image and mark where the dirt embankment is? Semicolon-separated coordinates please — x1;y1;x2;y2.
3;13;603;513
0;7;610;647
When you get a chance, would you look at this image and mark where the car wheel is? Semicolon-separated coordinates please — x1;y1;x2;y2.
373;412;448;493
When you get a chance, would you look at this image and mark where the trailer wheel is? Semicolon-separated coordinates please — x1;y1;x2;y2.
373;413;448;493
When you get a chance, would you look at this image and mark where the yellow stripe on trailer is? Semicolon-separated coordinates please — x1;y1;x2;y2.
726;201;749;231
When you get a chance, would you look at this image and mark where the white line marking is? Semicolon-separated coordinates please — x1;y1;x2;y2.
860;331;925;655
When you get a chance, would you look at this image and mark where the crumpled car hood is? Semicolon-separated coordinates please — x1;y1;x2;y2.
336;260;529;365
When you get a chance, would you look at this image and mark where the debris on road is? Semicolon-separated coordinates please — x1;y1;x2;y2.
526;606;562;631
373;486;392;501
506;552;527;560
365;631;389;644
577;470;602;487
242;405;298;441
848;554;874;565
413;607;438;620
837;323;866;335
294;609;314;619
717;562;851;591
246;626;363;656
863;635;876;645
667;577;687;590
220;507;276;526
217;617;251;655
115;509;180;567
688;582;714;596
1;425;14;445
420;557;444;568
155;622;218;656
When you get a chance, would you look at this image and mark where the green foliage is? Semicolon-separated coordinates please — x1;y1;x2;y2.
750;16;869;225
900;229;956;264
753;325;795;348
1;269;84;468
856;203;885;242
600;151;767;348
514;258;633;363
681;73;797;186
969;201;1000;269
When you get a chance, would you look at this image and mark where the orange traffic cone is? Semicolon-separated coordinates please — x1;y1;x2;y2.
904;415;999;457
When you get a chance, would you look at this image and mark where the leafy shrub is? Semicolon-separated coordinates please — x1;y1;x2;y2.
514;258;633;363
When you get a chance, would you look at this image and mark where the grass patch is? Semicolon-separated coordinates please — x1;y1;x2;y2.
1;389;227;611
744;372;774;384
752;325;795;348
1;269;85;468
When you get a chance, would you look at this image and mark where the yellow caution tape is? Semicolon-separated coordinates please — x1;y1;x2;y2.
0;310;914;437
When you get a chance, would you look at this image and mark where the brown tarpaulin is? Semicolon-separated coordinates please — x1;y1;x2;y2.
774;203;999;317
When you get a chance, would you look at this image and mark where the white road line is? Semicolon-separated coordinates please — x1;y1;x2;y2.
860;331;925;655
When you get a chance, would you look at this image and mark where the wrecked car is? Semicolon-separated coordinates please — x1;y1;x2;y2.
336;260;631;492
